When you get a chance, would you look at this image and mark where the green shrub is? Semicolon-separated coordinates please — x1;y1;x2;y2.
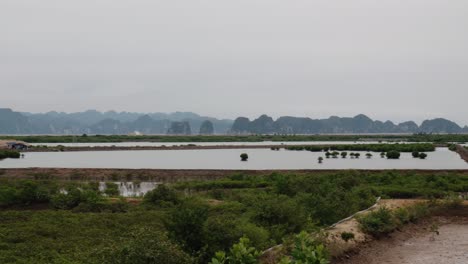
279;231;329;264
393;207;411;225
0;180;53;207
340;232;355;242
104;182;120;196
209;237;260;264
357;207;396;236
240;153;249;161
386;151;401;159
167;198;209;253
143;185;179;206
0;150;21;159
97;228;193;264
50;188;104;211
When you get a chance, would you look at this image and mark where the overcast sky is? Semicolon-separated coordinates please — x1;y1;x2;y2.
0;0;467;125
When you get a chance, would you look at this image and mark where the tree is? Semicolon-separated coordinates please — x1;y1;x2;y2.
167;198;209;253
412;151;420;158
380;152;386;158
366;153;373;159
354;153;361;159
318;157;324;164
240;153;249;161
340;152;347;158
419;153;428;159
386;150;401;159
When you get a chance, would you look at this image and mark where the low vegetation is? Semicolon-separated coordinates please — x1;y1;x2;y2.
0;150;20;160
0;171;467;263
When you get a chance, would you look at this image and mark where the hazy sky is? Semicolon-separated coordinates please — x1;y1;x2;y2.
1;0;467;125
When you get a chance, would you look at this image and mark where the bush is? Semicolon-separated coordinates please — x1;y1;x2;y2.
104;182;120;196
251;194;309;242
0;180;53;207
0;150;21;159
412;151;420;158
167;198;209;253
209;237;260;264
279;231;329;264
203;214;269;259
386;150;401;159
418;153;427;159
97;228;193;264
340;232;355;242
50;188;104;211
240;153;249;161
357;207;396;236
143;185;179;206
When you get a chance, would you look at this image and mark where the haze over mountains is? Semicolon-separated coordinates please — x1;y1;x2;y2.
0;108;467;135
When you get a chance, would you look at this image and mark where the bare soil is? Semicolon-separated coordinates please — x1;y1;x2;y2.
333;206;468;264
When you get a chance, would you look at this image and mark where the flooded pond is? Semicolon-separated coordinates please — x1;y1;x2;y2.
99;182;158;197
33;141;407;147
1;148;466;170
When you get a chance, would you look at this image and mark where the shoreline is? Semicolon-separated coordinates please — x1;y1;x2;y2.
23;143;447;152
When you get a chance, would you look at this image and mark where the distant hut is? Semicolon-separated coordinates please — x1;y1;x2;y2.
6;141;28;150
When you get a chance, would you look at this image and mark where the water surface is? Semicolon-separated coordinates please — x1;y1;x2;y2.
1;148;466;170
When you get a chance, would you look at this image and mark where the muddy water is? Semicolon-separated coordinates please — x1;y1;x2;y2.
0;147;466;170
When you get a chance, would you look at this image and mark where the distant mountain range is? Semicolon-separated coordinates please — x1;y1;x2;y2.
0;108;467;135
231;114;468;134
0;108;231;135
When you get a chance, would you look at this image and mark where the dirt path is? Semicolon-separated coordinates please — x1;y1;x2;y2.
334;217;468;264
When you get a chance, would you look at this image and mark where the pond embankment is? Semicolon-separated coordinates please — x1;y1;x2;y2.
1;168;468;182
23;143;447;152
332;202;468;264
456;144;468;162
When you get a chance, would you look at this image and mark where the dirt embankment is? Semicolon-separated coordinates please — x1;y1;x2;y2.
332;203;468;264
456;144;468;163
1;169;468;182
23;143;448;152
24;144;297;152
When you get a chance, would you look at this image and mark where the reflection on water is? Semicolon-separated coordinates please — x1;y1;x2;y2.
99;182;158;197
1;147;466;170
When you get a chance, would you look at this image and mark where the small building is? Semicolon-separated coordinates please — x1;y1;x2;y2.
4;141;29;150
